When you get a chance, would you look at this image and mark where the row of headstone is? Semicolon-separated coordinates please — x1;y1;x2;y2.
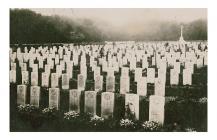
16;85;165;123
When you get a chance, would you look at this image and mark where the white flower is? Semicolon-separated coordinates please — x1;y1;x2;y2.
64;111;79;120
120;119;135;128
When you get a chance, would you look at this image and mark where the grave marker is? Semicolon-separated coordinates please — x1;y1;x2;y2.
101;92;115;119
49;88;60;110
69;90;81;112
125;94;139;120
149;95;165;124
17;85;27;105
84;91;97;115
30;86;40;107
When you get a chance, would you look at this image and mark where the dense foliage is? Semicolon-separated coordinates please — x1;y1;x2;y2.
10;9;105;44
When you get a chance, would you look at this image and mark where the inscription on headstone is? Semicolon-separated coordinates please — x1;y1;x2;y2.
22;71;29;84
49;88;60;110
31;72;38;86
84;91;96;115
125;94;139;120
62;73;69;89
78;74;86;91
30;86;40;107
41;72;49;87
101;92;115;119
69;90;81;112
51;73;59;88
94;75;103;91
106;76;115;92
17;85;27;105
149;95;165;124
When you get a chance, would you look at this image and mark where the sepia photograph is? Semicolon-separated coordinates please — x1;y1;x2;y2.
9;8;207;132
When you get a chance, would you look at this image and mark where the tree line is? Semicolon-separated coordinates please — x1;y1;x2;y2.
10;9;207;44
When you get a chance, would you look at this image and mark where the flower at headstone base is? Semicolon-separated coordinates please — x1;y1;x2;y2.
119;119;135;130
17;104;38;114
17;104;42;128
42;107;58;119
142;121;162;132
89;115;105;127
198;97;207;104
64;111;80;120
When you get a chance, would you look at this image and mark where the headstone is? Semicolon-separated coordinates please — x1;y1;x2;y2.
84;91;97;115
32;64;38;72
170;69;179;85
69;89;81;113
101;92;115;119
21;63;27;71
30;86;40;107
94;66;101;81
62;73;69;89
106;75;115;92
22;71;29;84
183;69;192;85
154;78;165;96
31;72;38;86
41;72;49;87
120;76;130;94
94;75;103;91
17;85;27;105
125;94;139;120
45;64;51;74
10;62;16;70
51;73;59;88
9;70;16;83
134;68;142;82
137;77;147;96
149;95;165;124
49;88;60;110
77;74;86;91
147;68;155;83
121;67;129;77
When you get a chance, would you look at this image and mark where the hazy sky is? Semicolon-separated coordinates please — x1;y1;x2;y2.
30;8;207;37
31;8;207;27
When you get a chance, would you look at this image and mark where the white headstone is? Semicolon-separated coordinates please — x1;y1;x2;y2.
170;69;179;85
137;77;147;96
30;86;40;107
41;72;49;87
106;75;115;92
134;68;142;82
94;75;103;91
51;73;59;88
84;91;97;115
22;71;29;84
149;95;165;124
77;74;86;91
31;72;38;86
10;70;16;83
17;85;27;105
49;88;60;110
154;78;165;96
147;68;155;83
69;89;81;113
101;92;115;119
125;94;139;120
183;69;192;85
120;76;130;94
62;73;69;89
